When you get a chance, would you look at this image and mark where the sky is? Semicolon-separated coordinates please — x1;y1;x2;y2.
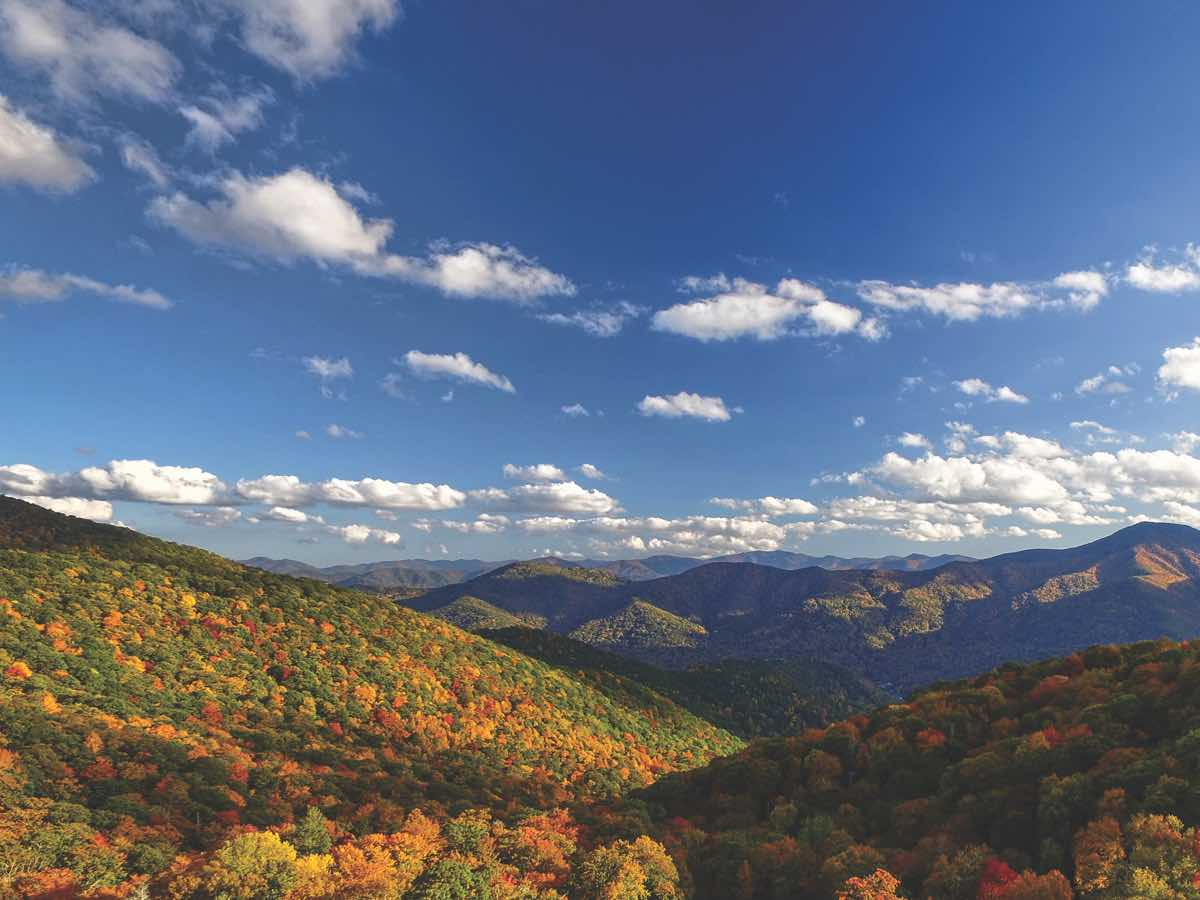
4;1;1200;565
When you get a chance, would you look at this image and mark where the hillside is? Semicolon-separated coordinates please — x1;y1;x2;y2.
569;599;709;659
482;627;892;739
600;636;1200;899
428;595;547;631
0;497;741;896
411;522;1200;692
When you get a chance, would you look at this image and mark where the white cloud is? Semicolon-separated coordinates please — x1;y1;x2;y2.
236;473;467;510
1052;270;1109;310
1126;256;1200;294
215;0;400;81
303;355;353;379
325;423;363;439
264;505;317;524
637;391;737;422
0;94;93;192
858;280;1039;321
1;459;228;505
152;167;574;301
175;506;241;527
1158;338;1200;394
0;266;171;309
180;87;273;151
953;378;1029;404
475;481;619;516
709;496;818;517
329;523;403;546
577;463;606;480
652;277;871;342
516;512;811;557
403;350;515;393
0;0;179;104
537;302;644;337
898;432;932;449
366;242;576;303
24;495;113;522
1075;364;1137;396
151;168;392;264
503;463;566;483
677;273;733;294
439;513;509;535
561;403;589;417
852;416;866;428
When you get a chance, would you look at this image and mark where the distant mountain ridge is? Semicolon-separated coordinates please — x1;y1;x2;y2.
240;548;973;591
411;521;1200;692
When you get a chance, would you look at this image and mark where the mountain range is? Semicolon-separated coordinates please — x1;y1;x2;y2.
3;495;1200;897
411;521;1200;692
241;548;973;592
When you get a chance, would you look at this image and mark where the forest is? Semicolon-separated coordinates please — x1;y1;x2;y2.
1;498;1199;898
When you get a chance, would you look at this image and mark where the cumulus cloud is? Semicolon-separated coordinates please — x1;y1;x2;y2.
954;378;1029;404
151;167;575;301
1;459;228;505
474;481;619;516
0;95;94;192
1158;338;1200;394
577;463;606;480
503;463;566;483
24;495;113;522
236;473;467;510
1126;253;1200;294
637;391;738;422
0;0;179;104
537;302;644;337
897;432;932;449
709;496;818;517
1052;270;1109;310
652;277;876;342
214;0;400;81
0;266;171;309
561;403;589;417
366;242;576;303
403;350;515;393
151;168;392;263
328;523;402;546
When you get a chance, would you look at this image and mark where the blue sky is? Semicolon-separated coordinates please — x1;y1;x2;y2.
5;1;1200;564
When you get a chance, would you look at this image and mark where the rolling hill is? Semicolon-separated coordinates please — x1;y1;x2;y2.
481;626;892;739
413;522;1200;692
0;497;741;895
599;636;1200;898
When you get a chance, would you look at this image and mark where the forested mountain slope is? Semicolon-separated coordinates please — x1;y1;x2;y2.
0;497;740;896
601;636;1200;899
415;522;1200;692
481;626;892;739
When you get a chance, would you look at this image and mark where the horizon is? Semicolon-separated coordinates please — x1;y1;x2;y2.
6;2;1200;565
